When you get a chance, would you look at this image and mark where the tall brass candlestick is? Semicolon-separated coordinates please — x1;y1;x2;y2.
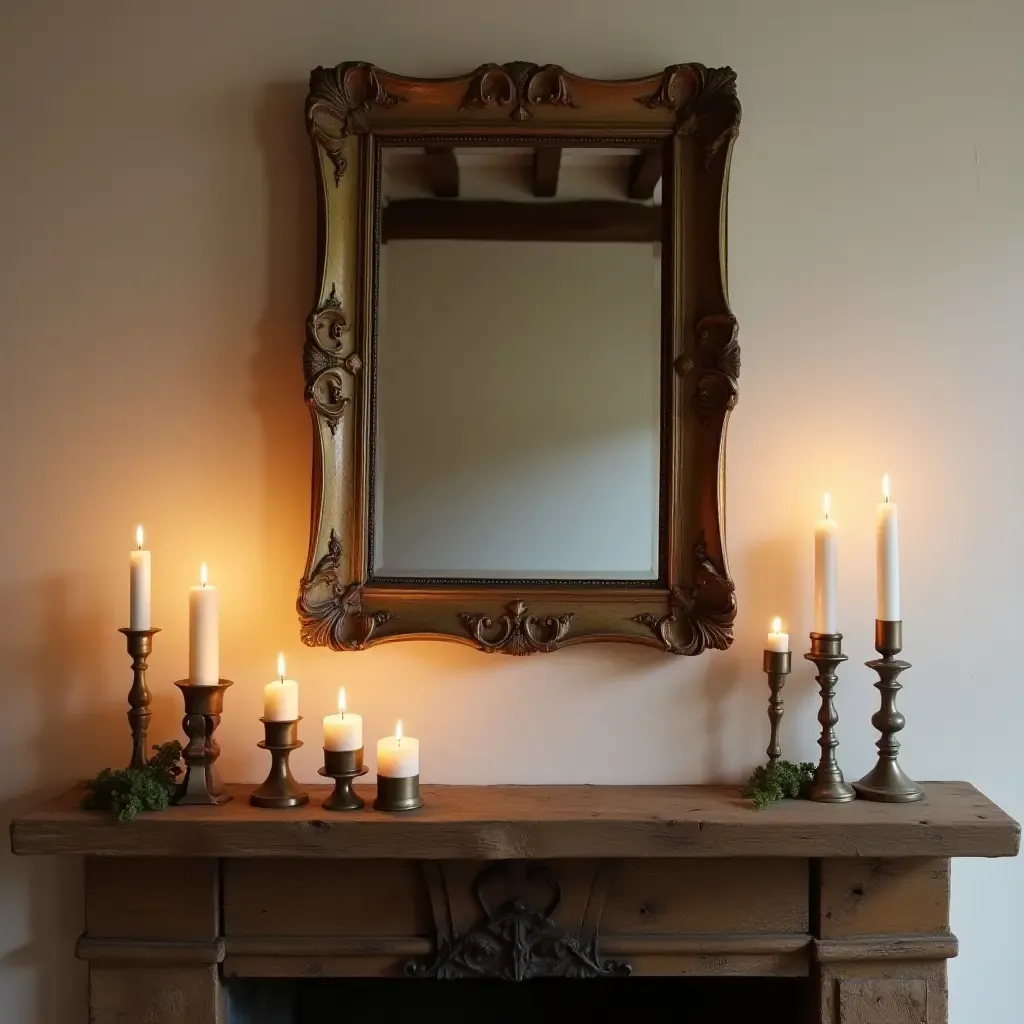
804;633;855;803
762;649;791;763
174;680;232;805
119;627;160;769
853;620;924;803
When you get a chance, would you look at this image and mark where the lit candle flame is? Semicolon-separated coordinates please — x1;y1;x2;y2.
338;686;346;716
200;562;208;586
396;720;403;746
823;492;831;518
276;652;285;680
882;473;890;502
770;616;782;634
135;524;144;549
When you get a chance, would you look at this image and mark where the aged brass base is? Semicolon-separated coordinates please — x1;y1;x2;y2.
251;718;309;809
319;747;367;811
374;773;424;812
854;620;924;804
804;633;856;803
174;680;233;806
762;649;791;764
119;627;161;770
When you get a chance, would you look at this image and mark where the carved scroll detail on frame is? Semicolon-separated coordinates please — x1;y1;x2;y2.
297;531;395;650
461;62;579;121
306;62;406;183
304;286;363;436
408;863;630;981
460;600;574;655
689;313;740;425
636;64;741;167
633;534;737;654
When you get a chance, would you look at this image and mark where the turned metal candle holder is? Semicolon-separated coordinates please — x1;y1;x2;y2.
853;620;924;803
374;774;424;813
174;680;232;806
318;748;368;811
804;633;855;803
119;627;160;769
250;719;309;808
763;649;792;764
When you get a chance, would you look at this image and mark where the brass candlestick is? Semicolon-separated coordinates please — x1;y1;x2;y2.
119;627;160;769
318;748;368;811
174;680;233;806
374;774;424;812
250;719;309;808
804;633;855;803
854;620;924;803
763;649;792;764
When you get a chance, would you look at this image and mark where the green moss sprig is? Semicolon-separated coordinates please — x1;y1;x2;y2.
741;759;816;810
82;741;183;822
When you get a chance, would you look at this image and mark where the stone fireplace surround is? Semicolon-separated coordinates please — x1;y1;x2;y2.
10;782;1019;1024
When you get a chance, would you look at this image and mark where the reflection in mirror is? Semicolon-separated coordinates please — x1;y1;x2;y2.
372;145;664;581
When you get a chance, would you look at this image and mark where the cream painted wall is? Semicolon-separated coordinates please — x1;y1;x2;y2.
0;2;1021;1021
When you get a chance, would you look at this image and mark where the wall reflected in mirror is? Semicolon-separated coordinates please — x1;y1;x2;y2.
372;144;664;581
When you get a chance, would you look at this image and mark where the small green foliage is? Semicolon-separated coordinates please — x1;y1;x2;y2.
82;742;183;823
741;759;816;810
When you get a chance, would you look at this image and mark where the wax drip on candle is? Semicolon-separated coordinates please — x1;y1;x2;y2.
396;721;403;747
882;473;890;503
136;524;144;550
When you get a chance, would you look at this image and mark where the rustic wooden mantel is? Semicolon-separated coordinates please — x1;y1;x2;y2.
11;782;1019;1024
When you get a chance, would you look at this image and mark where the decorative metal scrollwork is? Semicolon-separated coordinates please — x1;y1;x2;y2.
304;286;363;436
461;62;578;122
460;600;573;655
306;62;406;183
296;531;394;650
636;63;741;168
633;533;736;655
408;864;630;981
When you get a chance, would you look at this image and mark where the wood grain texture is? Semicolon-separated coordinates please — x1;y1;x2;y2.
603;858;807;934
86;857;219;940
224;859;432;936
12;782;1019;859
814;936;958;963
817;859;950;938
89;965;223;1024
838;978;929;1024
817;962;946;1024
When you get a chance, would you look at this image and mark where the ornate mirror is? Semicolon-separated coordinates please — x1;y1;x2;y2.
298;62;741;656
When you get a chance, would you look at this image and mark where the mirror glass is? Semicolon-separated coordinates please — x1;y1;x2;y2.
372;145;663;581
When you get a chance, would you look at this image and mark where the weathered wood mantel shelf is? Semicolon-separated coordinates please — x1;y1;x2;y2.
11;781;1019;859
11;782;1018;1024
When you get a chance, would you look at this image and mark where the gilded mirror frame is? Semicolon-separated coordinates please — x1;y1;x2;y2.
299;62;741;656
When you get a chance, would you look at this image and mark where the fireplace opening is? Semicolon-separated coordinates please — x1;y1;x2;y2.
227;977;808;1023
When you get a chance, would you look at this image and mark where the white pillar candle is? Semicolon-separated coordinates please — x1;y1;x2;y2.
377;721;419;778
766;617;790;653
323;687;363;751
876;474;900;621
813;493;838;635
129;525;151;630
264;653;299;720
188;563;219;685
